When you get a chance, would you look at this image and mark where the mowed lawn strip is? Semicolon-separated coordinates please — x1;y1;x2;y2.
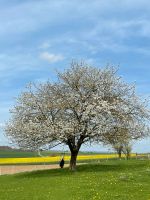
0;160;150;200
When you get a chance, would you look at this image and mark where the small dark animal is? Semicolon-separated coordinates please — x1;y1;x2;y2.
59;158;65;168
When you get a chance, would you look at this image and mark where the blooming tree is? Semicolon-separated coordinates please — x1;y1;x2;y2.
5;62;150;170
102;128;132;159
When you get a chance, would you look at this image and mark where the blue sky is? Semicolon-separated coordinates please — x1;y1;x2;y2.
0;0;150;152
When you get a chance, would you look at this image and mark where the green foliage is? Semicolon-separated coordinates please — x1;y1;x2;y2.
0;160;150;199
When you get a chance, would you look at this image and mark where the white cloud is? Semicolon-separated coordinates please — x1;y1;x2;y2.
38;41;51;50
0;0;150;40
40;52;64;63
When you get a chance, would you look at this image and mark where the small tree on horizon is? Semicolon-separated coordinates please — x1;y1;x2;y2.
5;62;150;170
122;141;132;160
102;127;132;159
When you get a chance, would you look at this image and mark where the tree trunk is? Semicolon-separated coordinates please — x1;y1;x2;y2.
117;148;122;159
117;146;123;160
118;151;122;159
126;151;130;160
70;151;78;171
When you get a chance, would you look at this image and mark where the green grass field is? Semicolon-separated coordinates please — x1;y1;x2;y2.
0;159;150;200
0;149;61;158
0;149;115;158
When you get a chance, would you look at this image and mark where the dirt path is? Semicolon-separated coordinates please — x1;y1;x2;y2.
0;164;69;175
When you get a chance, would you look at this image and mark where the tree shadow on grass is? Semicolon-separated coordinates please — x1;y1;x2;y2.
15;160;148;179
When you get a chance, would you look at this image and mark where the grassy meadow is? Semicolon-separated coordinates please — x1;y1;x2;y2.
0;149;116;158
0;159;150;200
0;149;62;158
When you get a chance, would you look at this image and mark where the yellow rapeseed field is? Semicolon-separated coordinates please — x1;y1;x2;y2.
0;154;136;164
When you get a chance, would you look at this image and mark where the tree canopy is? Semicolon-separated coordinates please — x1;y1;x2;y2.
5;62;150;170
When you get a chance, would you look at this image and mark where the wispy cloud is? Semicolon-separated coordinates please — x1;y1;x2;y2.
39;52;64;63
38;42;51;50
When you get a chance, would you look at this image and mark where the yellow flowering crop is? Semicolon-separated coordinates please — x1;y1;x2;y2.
0;154;136;164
